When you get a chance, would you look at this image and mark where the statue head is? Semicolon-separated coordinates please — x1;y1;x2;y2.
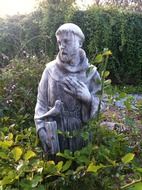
56;23;85;62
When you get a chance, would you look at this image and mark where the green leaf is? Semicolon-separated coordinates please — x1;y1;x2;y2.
56;161;63;172
94;54;103;64
47;160;55;165
104;71;110;78
62;160;72;172
57;150;74;160
0;140;13;149
31;175;42;188
19;179;32;190
24;150;36;160
124;99;132;110
8;133;13;140
35;185;45;190
103;50;112;56
11;147;23;161
44;160;56;174
0;171;17;186
104;79;111;85
15;135;24;142
105;156;117;166
0;151;8;159
128;182;142;190
76;155;90;164
136;167;142;173
81;131;89;141
0;132;4;140
0;176;13;186
87;163;104;173
121;153;135;164
119;92;127;99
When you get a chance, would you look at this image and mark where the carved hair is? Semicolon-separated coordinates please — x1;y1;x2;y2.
56;23;85;42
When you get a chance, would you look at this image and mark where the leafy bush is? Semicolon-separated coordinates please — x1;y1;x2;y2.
1;5;142;85
0;58;45;124
0;52;142;190
0;114;142;190
70;7;142;85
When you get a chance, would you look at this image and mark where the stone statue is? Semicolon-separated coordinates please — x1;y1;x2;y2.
34;23;102;154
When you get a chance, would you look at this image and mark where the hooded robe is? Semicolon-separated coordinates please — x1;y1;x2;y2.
34;49;101;152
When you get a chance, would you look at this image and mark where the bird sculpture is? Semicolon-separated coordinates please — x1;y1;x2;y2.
35;100;63;120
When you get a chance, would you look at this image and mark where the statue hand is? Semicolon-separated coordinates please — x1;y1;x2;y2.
63;77;91;104
38;128;51;153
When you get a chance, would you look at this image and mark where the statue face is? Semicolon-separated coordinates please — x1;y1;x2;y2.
56;32;81;62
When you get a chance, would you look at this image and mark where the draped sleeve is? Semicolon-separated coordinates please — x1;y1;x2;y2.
81;66;102;123
34;68;49;133
90;70;102;118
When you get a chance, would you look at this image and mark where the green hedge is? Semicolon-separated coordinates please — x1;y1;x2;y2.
0;6;142;85
70;7;142;85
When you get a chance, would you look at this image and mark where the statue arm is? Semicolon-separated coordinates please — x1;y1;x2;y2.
90;70;102;119
34;68;49;133
81;69;102;122
34;67;61;153
62;68;102;122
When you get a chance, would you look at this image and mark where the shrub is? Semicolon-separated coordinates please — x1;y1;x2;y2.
0;58;45;124
0;52;142;190
70;7;142;85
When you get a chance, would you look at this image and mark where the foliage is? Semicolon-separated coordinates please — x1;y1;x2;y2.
39;0;75;59
0;16;23;59
0;52;142;189
91;0;142;12
20;10;44;56
0;109;142;189
110;85;142;95
0;58;45;123
0;4;142;85
0;11;44;60
70;7;142;85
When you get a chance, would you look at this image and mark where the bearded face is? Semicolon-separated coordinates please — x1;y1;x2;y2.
56;32;81;63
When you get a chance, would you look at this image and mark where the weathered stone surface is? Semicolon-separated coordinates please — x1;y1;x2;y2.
34;23;102;154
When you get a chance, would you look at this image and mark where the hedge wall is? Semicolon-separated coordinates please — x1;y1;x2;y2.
69;7;142;85
0;6;142;85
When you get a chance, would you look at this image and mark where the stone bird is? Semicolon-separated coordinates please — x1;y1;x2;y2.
35;100;63;120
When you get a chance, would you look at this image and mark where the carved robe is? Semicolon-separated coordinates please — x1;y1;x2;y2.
34;49;101;152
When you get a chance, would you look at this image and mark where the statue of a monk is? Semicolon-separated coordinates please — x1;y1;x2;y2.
34;23;101;154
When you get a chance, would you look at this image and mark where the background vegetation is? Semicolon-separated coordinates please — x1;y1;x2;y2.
0;0;142;85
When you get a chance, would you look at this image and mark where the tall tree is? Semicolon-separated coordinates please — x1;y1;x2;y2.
92;0;142;12
39;0;75;59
